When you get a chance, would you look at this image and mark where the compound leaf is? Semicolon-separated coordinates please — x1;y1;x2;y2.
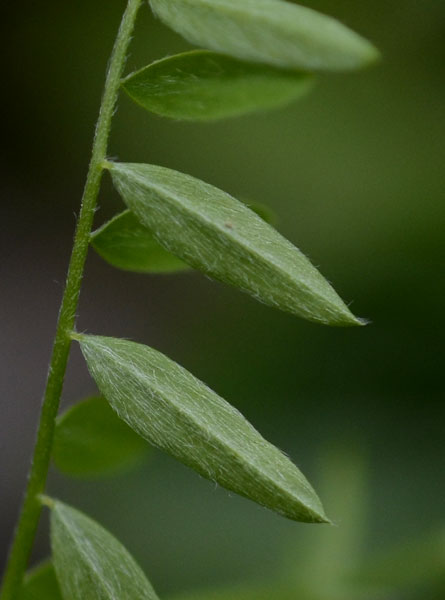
50;499;159;600
19;561;62;600
106;161;363;326
74;333;329;524
91;210;189;274
149;0;379;72
53;396;148;478
122;50;313;121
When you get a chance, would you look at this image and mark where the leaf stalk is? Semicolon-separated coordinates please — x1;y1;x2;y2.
0;1;142;597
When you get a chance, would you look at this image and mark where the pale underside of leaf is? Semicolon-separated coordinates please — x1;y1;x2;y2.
76;334;329;524
122;50;314;121
106;161;363;326
149;0;379;71
50;500;159;600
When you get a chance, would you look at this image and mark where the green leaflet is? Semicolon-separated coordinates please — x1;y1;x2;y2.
106;161;363;326
149;0;379;72
49;499;159;600
19;561;62;600
91;210;189;273
91;202;275;275
53;396;148;478
122;50;313;121
74;333;329;524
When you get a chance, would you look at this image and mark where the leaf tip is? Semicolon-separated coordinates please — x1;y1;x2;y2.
345;314;369;328
320;512;334;525
326;304;369;328
305;509;331;525
304;496;332;525
337;309;370;327
359;41;381;69
357;316;371;326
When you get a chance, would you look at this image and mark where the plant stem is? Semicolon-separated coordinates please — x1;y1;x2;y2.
0;1;142;597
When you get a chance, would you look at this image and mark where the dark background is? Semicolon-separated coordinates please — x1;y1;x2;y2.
1;1;444;598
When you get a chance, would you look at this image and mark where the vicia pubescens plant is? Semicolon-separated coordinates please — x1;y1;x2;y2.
1;1;378;598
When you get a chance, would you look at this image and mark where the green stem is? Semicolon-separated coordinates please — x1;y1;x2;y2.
0;1;142;597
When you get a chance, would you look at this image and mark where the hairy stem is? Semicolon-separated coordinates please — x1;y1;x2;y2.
0;1;142;597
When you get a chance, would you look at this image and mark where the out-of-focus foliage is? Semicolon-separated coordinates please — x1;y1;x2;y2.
19;562;61;600
122;50;314;121
91;210;190;273
149;0;379;70
170;448;445;600
53;397;148;478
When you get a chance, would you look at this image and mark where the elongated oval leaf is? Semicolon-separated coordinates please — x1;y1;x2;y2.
53;396;148;477
122;50;313;121
50;499;159;600
19;561;62;600
149;0;379;72
106;162;363;326
91;210;189;273
74;333;329;524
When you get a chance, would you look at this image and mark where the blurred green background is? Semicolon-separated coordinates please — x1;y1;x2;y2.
1;1;444;598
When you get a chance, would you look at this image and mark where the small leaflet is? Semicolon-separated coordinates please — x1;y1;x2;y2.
91;210;189;274
19;561;62;600
122;50;314;121
53;396;148;477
